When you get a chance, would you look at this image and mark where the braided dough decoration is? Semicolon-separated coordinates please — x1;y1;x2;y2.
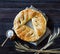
13;8;47;42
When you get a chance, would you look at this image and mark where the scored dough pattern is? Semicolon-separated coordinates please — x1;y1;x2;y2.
13;8;47;42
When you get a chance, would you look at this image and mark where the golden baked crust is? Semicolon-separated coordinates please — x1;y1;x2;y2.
13;8;47;42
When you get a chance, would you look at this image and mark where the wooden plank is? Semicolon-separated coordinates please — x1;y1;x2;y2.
0;2;60;9
0;0;60;3
0;23;13;35
0;8;60;15
0;16;60;23
0;8;60;23
0;8;60;14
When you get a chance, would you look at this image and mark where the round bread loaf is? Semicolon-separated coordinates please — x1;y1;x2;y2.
13;8;47;42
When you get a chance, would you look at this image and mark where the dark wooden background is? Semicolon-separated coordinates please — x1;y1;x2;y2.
0;0;60;54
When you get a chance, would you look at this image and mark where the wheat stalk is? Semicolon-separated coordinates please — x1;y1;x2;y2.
15;41;60;53
41;27;60;50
